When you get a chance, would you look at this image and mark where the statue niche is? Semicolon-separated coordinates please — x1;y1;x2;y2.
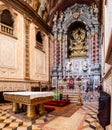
68;27;87;57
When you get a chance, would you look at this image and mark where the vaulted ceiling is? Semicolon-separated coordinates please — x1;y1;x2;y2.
0;0;103;31
48;0;103;26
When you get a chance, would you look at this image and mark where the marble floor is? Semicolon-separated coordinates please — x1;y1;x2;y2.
0;101;104;130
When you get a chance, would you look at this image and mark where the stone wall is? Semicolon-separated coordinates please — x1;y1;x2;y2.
0;1;51;92
102;0;112;127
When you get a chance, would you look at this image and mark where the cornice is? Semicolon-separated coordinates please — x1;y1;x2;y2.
102;66;112;81
1;0;52;34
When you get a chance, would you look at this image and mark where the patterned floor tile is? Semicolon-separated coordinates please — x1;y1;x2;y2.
17;125;32;130
81;127;95;130
0;122;10;128
9;122;20;127
32;124;42;129
4;119;15;123
2;128;15;130
17;126;29;130
23;122;32;126
82;122;89;127
0;98;104;130
0;116;8;120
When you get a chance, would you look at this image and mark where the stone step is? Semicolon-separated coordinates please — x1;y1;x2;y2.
58;89;99;103
70;100;77;103
61;89;83;103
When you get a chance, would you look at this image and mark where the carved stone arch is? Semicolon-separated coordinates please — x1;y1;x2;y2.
0;5;8;14
36;27;46;41
67;21;88;58
0;5;16;18
62;4;93;35
35;27;46;51
62;14;93;59
0;5;17;28
62;18;92;36
60;7;94;59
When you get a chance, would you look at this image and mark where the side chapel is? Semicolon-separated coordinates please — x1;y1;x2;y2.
52;3;101;91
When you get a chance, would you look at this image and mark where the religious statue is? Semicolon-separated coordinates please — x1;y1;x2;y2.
59;11;64;22
66;61;72;72
90;4;98;16
33;0;40;11
82;60;88;72
53;11;58;22
69;27;87;57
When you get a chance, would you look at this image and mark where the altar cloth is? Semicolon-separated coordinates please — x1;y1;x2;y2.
3;91;54;99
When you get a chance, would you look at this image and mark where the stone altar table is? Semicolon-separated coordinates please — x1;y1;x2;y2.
3;91;54;119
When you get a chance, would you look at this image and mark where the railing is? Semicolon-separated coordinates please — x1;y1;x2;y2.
35;41;43;50
0;23;14;36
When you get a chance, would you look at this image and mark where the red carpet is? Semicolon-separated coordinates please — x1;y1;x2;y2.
44;100;70;107
44;106;55;112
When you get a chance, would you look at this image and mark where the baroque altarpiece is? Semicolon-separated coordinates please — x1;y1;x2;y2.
52;3;101;90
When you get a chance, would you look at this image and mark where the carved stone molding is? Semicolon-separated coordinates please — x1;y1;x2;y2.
0;79;49;91
0;0;51;34
105;33;112;65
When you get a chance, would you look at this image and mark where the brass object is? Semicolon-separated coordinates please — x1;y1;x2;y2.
77;86;83;106
77;81;83;106
39;103;47;116
3;92;53;120
26;105;39;119
72;28;86;42
12;102;19;113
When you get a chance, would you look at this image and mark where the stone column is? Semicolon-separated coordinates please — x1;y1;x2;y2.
57;12;64;79
91;35;95;64
53;31;58;68
94;25;99;63
24;16;31;79
52;12;58;88
91;28;95;64
62;29;67;77
95;33;99;63
52;12;58;68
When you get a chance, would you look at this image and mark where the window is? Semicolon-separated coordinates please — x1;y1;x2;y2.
35;31;43;50
0;9;14;36
36;31;42;43
1;9;14;27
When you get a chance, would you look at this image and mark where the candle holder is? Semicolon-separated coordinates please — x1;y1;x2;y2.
76;76;83;106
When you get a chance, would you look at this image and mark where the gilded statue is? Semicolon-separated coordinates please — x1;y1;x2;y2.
33;0;40;11
69;28;87;57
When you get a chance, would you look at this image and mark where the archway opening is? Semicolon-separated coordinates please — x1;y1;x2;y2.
0;9;14;27
67;21;87;58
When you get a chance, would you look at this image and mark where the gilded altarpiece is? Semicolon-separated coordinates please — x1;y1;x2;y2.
68;24;87;58
52;3;101;90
